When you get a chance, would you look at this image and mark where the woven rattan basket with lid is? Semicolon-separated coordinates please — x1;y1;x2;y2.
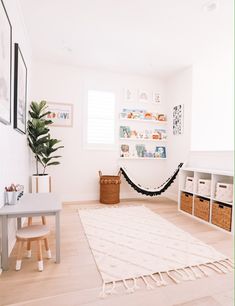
99;171;121;204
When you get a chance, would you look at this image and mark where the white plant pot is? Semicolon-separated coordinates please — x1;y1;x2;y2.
31;175;52;193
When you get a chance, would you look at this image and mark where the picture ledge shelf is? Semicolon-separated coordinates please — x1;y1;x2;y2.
120;138;167;142
119;157;167;160
120;118;167;124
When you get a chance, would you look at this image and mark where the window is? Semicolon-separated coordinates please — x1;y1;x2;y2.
86;90;116;147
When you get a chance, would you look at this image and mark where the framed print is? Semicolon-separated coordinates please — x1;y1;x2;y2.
153;92;161;104
124;88;135;102
138;90;149;103
0;0;12;125
173;104;184;135
46;102;73;127
13;43;27;134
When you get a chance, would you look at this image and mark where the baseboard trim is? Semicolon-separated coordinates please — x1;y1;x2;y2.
163;191;178;202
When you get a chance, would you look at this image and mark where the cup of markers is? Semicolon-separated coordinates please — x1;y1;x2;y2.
4;184;24;205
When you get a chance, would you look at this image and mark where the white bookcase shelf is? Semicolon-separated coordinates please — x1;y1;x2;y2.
178;167;234;233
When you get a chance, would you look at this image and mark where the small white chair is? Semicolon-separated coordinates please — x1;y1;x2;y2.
15;224;51;272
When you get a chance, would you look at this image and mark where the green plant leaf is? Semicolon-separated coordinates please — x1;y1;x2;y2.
47;161;60;166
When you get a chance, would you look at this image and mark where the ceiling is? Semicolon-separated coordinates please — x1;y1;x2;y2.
19;0;233;79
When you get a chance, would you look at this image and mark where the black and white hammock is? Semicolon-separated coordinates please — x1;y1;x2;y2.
120;163;184;196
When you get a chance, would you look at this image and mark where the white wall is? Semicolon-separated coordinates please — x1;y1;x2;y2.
191;0;234;152
191;58;234;151
164;62;234;202
0;0;32;266
31;61;167;202
164;67;193;200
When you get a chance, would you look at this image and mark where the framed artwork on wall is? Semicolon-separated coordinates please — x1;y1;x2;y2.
153;92;161;104
0;0;12;125
46;102;73;127
138;90;149;103
124;88;135;102
13;43;27;134
173;104;184;135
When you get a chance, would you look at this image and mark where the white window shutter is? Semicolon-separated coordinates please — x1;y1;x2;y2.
87;90;115;145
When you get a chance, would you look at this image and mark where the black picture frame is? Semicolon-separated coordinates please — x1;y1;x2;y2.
13;43;27;134
0;0;12;125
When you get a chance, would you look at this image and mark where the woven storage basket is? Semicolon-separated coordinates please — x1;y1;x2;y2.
194;196;210;222
99;171;121;204
212;202;232;231
180;192;193;214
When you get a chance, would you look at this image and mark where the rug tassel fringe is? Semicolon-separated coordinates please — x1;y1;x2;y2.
133;278;140;290
216;261;232;272
213;262;228;274
197;265;209;277
175;269;189;281
141;276;154;290
150;274;162;287
99;282;107;299
99;259;233;298
204;263;223;274
167;271;180;284
189;266;201;279
183;268;194;281
123;279;135;294
210;262;227;274
106;281;117;294
158;272;167;286
225;259;234;268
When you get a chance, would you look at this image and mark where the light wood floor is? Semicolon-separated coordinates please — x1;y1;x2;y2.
0;198;234;306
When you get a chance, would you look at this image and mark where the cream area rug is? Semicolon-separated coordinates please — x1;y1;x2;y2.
78;206;233;297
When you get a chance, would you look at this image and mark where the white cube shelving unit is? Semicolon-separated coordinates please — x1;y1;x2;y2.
178;167;234;233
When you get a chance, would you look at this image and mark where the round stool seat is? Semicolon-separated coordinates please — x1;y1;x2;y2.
16;225;50;240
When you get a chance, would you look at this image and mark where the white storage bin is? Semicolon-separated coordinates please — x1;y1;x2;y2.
185;177;194;192
198;179;211;196
215;182;233;203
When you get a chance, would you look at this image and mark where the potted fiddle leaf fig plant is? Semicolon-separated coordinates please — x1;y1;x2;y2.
27;101;64;193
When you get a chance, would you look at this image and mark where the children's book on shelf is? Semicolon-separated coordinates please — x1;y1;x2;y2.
120;126;131;138
153;129;167;140
155;146;166;158
119;126;167;140
120;108;167;121
120;144;130;157
120;143;166;159
135;144;146;157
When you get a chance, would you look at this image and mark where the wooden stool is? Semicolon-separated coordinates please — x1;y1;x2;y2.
26;217;51;259
15;224;51;272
